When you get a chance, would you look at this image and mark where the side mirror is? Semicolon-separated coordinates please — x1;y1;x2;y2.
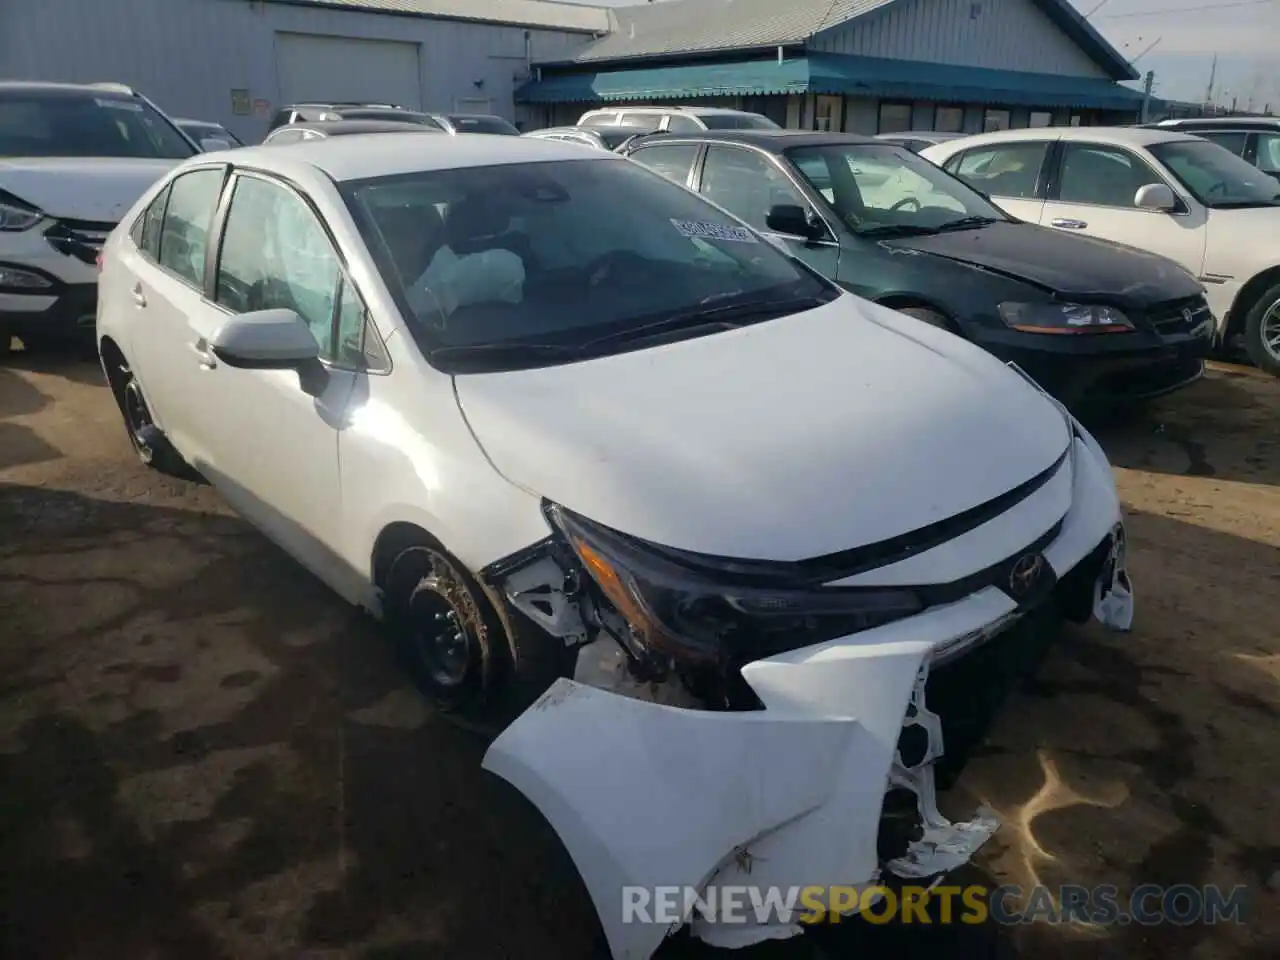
1134;182;1177;211
200;137;232;152
210;308;320;369
766;203;824;241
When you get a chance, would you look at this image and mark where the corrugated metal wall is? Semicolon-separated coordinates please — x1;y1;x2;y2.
0;0;593;141
812;0;1109;79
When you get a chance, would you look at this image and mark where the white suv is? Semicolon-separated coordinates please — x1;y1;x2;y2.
0;81;195;354
577;105;780;133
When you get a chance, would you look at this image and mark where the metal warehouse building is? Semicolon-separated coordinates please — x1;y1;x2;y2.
0;0;610;141
517;0;1147;134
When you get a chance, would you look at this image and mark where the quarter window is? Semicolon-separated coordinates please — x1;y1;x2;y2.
156;168;225;286
214;175;342;356
134;183;170;259
699;146;806;232
1057;143;1167;208
949;142;1048;199
629;143;699;185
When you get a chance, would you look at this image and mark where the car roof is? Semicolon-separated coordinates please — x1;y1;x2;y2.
279;119;443;136
232;132;612;180
627;129;881;151
1156;116;1280;128
876;131;967;140
925;126;1203;150
0;80;137;100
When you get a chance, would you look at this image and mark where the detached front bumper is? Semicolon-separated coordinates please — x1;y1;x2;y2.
483;426;1133;960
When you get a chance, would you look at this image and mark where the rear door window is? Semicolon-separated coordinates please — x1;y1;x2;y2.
949;142;1049;199
156;167;226;287
628;143;700;186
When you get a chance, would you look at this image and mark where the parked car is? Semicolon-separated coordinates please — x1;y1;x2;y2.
263;119;444;145
923;127;1280;376
1143;116;1280;182
267;102;518;136
622;130;1213;406
0;80;195;355
524;124;652;151
578;104;780;132
876;131;969;153
175;118;244;151
98;133;1131;960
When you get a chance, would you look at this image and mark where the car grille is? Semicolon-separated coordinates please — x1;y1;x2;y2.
1146;295;1212;337
44;218;116;265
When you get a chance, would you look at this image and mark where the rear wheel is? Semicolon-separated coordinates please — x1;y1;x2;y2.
1243;282;1280;377
103;348;191;477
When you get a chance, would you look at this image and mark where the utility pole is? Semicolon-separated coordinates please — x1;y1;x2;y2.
1204;54;1217;111
1140;70;1155;123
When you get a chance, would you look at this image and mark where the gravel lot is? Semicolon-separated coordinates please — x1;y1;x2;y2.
1;354;1277;960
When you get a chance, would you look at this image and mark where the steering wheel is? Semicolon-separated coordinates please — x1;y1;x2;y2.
888;197;921;213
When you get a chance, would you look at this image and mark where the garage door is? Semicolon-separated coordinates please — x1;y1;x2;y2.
275;33;422;109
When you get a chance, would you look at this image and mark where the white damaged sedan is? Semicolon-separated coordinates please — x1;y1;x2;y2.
96;134;1134;958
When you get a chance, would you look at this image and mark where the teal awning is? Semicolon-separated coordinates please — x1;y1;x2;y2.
517;53;1146;112
517;58;809;103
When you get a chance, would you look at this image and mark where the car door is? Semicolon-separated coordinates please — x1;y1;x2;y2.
692;143;840;277
1039;141;1207;279
123;164;230;468
196;170;372;579
942;139;1052;222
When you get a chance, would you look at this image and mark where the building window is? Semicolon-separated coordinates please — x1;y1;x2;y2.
878;101;913;134
934;105;965;132
815;95;842;131
1029;111;1053;127
983;108;1011;132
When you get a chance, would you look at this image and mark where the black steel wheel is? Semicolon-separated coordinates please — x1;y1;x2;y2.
120;370;156;465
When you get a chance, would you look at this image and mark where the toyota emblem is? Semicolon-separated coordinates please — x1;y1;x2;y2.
1182;307;1194;325
1008;553;1046;598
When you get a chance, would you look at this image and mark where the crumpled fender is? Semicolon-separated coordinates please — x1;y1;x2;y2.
482;642;930;960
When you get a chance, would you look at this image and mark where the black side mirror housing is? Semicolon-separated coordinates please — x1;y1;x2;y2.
766;203;825;242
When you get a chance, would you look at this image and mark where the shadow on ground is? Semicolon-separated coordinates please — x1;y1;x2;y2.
0;483;1276;958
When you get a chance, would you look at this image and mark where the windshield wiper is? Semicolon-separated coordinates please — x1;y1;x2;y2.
857;223;941;238
428;342;581;367
579;294;830;352
936;215;1002;231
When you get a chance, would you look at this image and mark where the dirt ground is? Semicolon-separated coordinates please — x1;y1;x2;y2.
1;353;1277;960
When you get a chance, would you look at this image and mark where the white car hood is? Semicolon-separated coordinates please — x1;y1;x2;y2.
0;157;179;221
454;294;1070;562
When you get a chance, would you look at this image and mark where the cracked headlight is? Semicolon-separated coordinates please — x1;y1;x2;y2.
0;190;43;232
998;301;1133;334
545;502;923;665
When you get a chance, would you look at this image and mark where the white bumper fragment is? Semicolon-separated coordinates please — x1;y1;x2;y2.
482;432;1132;960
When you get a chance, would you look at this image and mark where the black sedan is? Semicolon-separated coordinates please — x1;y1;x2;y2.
621;130;1214;407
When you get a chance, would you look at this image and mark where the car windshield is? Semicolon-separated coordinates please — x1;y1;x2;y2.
699;114;781;130
342;108;439;127
181;122;242;146
0;92;196;158
787;143;1009;235
1148;139;1280;208
343;158;835;371
597;129;643;149
446;115;520;135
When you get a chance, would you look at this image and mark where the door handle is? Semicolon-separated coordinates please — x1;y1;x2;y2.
131;284;147;307
191;339;217;370
1050;218;1088;229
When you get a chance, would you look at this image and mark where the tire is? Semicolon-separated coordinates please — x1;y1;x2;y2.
383;542;575;733
895;305;950;329
105;353;190;476
1242;282;1280;377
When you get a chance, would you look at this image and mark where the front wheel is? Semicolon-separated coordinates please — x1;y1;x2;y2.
1243;282;1280;377
383;543;574;733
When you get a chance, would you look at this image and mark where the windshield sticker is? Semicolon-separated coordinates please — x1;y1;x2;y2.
95;98;144;111
670;219;758;243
